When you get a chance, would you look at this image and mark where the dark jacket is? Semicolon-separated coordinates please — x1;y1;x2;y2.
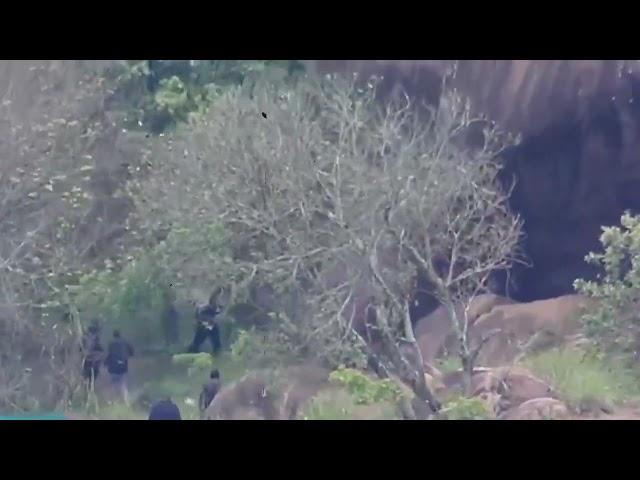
196;304;222;329
149;399;182;420
106;337;134;374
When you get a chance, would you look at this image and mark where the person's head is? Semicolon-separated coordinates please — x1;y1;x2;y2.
210;369;220;380
113;330;121;339
88;324;99;335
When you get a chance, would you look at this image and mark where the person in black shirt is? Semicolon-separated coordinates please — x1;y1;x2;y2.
105;330;135;405
187;301;222;355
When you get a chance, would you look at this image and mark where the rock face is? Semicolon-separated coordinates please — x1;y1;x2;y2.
414;294;516;363
469;294;591;366
500;397;570;420
304;60;640;302
204;365;331;420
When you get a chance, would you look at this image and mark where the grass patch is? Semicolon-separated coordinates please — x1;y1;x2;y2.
94;402;146;420
301;388;400;420
440;395;493;420
522;348;639;412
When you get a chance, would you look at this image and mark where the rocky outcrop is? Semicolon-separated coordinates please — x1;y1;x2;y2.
204;365;332;420
499;397;571;420
304;61;640;302
414;294;516;363
469;294;592;366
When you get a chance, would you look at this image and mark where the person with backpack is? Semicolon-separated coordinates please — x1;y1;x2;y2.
105;330;134;405
198;369;221;418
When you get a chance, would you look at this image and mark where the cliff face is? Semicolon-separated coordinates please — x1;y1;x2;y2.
305;60;640;301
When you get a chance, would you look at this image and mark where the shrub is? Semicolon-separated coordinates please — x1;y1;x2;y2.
329;367;403;405
523;348;638;412
575;212;640;357
440;396;492;420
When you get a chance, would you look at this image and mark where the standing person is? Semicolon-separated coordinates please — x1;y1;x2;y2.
148;397;182;420
198;369;221;418
105;330;135;405
80;324;104;388
187;292;223;355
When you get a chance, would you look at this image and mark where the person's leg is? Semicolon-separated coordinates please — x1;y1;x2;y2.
121;372;129;406
209;325;221;355
188;325;207;353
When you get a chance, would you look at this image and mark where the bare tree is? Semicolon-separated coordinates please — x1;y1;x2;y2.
132;73;522;416
0;60;135;410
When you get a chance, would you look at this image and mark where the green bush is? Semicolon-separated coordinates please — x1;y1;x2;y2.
523;348;638;412
69;252;170;347
172;353;215;377
329;367;403;405
440;396;492;420
301;388;400;420
110;60;306;134
575;212;640;357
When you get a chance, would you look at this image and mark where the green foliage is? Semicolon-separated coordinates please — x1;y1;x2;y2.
437;356;462;374
172;353;214;377
229;328;299;368
574;212;640;355
111;60;306;133
151;222;232;297
329;367;403;405
440;396;492;420
523;348;638;412
301;388;400;420
68;252;170;346
302;395;355;420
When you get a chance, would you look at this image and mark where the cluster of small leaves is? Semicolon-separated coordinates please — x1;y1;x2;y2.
329;367;403;405
440;396;492;420
574;212;640;356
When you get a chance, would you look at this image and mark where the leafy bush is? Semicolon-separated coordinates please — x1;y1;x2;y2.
329;367;403;405
172;353;215;377
68;252;170;347
523;348;638;412
110;60;306;133
575;212;640;357
440;396;492;420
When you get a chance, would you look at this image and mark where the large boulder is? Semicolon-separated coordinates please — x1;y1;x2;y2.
414;294;517;363
499;397;571;420
303;60;640;302
204;364;332;420
470;294;592;366
441;366;556;416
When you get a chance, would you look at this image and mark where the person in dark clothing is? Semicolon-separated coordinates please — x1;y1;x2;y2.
187;302;222;355
148;397;182;420
80;325;104;385
162;304;180;348
199;369;221;417
106;330;135;405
